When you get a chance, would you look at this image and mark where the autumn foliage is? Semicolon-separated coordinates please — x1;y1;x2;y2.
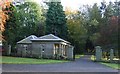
0;0;12;40
97;16;118;46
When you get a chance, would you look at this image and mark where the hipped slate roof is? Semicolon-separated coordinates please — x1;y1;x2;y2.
17;34;70;44
17;35;38;44
31;34;70;44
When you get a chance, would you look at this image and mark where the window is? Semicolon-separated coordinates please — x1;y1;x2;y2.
42;49;44;53
23;45;27;50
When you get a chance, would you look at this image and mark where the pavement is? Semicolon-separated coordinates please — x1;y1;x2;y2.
1;55;119;73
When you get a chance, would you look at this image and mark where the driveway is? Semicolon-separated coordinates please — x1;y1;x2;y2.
2;55;119;72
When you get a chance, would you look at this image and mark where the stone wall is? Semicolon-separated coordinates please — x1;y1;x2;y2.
17;44;32;57
17;42;74;60
67;45;74;60
17;44;22;56
31;42;54;58
31;42;42;58
42;43;54;58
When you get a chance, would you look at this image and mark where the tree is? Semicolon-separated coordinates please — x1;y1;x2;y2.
15;1;45;40
81;4;102;53
3;1;45;54
97;1;119;49
114;1;120;16
0;0;12;40
85;37;94;53
89;3;101;21
87;3;101;37
45;1;68;40
3;4;18;44
65;7;87;54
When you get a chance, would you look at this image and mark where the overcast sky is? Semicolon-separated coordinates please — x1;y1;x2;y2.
61;0;117;10
33;0;117;10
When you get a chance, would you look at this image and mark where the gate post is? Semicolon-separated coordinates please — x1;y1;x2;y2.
95;46;102;61
7;45;11;56
110;49;114;62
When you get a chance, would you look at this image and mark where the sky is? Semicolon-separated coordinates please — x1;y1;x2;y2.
61;0;117;10
33;0;117;10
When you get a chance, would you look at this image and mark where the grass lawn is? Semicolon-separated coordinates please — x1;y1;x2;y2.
75;54;84;59
0;56;69;64
101;62;120;70
90;55;120;69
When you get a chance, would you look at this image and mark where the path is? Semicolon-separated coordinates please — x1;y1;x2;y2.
2;55;119;72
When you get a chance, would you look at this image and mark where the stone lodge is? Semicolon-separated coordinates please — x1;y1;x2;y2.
17;34;74;60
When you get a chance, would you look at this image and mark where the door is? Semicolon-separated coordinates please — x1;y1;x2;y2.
40;44;45;58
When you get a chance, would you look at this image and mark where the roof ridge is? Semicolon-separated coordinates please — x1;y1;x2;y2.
39;34;62;39
50;34;62;40
31;35;38;39
17;35;37;43
33;34;70;44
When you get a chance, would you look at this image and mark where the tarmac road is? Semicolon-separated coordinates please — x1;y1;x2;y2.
2;55;119;74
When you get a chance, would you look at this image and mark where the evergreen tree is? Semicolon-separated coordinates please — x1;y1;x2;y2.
45;1;68;40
